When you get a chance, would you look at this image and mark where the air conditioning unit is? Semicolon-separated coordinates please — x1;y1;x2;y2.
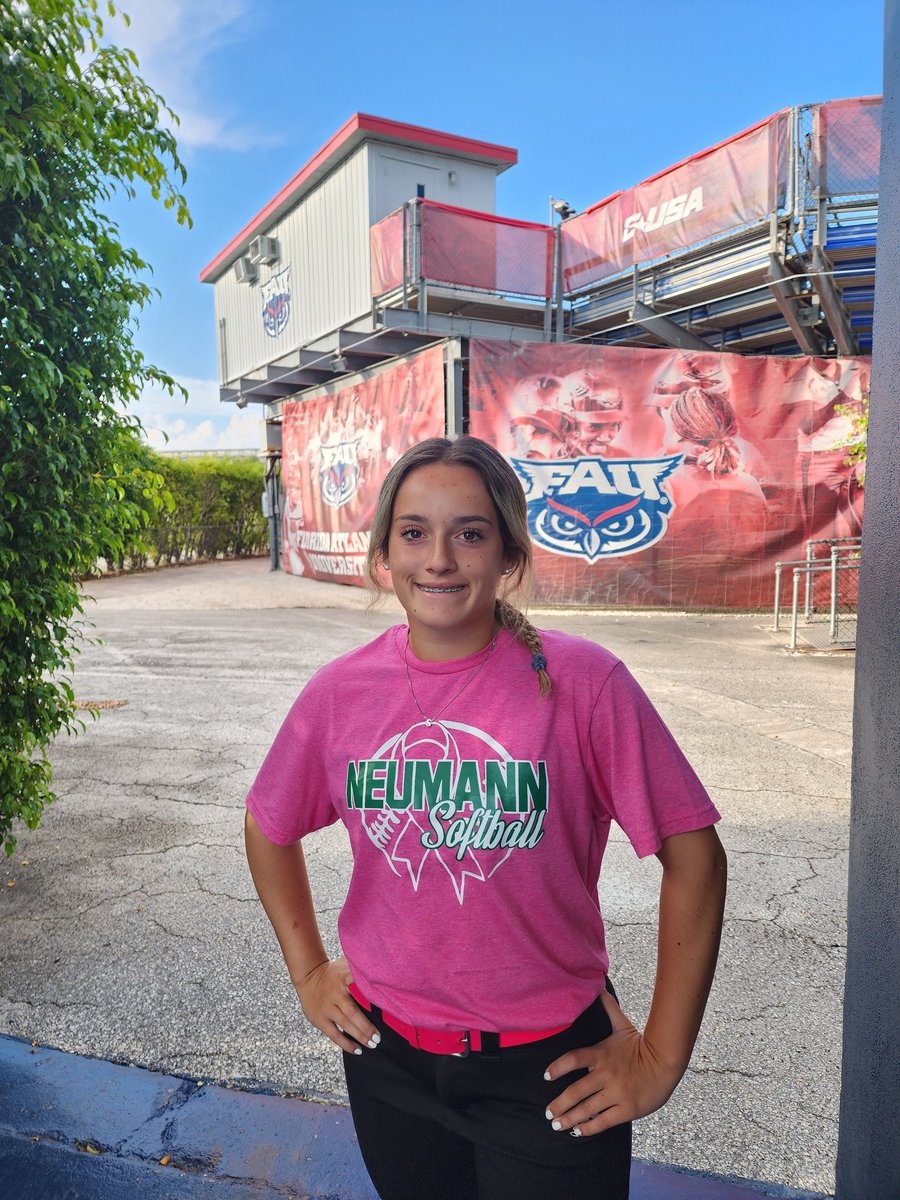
249;235;279;265
234;256;258;284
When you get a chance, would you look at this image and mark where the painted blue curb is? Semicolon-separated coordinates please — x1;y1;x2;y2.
0;1034;375;1199
0;1036;829;1199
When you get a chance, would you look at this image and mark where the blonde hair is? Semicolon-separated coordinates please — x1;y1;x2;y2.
366;436;551;696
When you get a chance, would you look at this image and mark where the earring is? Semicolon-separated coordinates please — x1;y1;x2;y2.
502;566;514;575
383;561;390;570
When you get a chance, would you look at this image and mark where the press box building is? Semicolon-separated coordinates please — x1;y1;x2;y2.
199;113;545;424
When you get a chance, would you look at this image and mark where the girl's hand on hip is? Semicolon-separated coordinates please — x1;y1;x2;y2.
543;989;682;1137
294;956;381;1055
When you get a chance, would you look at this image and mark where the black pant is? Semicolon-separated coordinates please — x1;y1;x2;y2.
343;994;632;1200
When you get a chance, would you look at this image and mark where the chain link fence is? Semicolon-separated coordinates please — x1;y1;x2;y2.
771;538;861;651
104;521;269;573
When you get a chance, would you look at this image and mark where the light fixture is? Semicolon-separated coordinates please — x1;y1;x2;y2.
552;198;576;220
332;352;348;372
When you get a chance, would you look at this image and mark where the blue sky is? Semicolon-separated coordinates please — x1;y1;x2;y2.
108;0;885;451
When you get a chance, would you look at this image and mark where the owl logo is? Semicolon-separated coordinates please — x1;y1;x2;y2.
261;265;292;338
320;438;362;508
512;454;682;561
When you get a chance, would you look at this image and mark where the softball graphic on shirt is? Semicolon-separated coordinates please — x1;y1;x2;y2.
345;720;548;904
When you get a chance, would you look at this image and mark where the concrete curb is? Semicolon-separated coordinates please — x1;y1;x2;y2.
0;1036;829;1199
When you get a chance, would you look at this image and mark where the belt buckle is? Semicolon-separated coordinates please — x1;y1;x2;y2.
452;1030;470;1058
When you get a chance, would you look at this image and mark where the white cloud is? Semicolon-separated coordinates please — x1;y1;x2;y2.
103;0;282;153
131;374;260;451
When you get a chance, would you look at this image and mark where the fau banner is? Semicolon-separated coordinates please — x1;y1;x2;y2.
562;111;789;292
469;339;868;609
281;346;445;585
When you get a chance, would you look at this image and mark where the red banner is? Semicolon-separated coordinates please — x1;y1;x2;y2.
469;339;868;609
420;201;554;298
281;347;445;585
561;111;789;292
813;97;882;197
370;206;407;296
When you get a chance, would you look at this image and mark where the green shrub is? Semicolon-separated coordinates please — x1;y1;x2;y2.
117;454;269;568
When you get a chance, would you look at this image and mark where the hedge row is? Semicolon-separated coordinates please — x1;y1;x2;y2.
111;449;270;571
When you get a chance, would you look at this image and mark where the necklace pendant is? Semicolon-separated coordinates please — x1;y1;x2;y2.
425;718;434;726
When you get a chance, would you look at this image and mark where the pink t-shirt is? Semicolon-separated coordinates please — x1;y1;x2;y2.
246;626;719;1031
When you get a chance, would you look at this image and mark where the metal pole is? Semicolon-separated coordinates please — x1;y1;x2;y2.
805;539;814;617
553;224;564;342
415;199;425;330
830;547;840;641
265;459;280;572
543;214;554;339
444;340;463;437
790;568;801;651
773;563;783;631
401;202;409;310
787;106;798;224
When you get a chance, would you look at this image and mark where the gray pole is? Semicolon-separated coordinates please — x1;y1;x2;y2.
265;460;280;572
835;5;900;1196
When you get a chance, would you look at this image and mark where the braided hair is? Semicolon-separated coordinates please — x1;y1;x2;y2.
670;387;742;478
495;598;552;698
366;436;552;697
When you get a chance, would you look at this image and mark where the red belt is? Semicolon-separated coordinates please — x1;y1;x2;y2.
348;983;570;1057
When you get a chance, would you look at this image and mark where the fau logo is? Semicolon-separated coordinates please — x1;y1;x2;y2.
261;265;292;338
320;438;362;509
511;455;683;562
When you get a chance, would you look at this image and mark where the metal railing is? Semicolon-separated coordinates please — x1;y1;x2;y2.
802;537;862;617
772;538;861;650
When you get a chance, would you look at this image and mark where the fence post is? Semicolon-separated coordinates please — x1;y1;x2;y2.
774;562;783;631
414;199;426;329
830;547;840;641
790;568;801;651
805;539;814;617
401;201;409;310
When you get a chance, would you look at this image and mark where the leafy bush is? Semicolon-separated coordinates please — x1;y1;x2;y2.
0;0;189;856
118;454;269;568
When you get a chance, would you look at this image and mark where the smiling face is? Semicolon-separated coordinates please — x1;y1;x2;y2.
579;420;622;454
387;462;510;661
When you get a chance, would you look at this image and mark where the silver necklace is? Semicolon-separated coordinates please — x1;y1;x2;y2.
404;632;498;726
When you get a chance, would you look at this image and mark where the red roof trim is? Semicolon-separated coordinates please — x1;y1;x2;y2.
200;114;517;282
352;114;517;165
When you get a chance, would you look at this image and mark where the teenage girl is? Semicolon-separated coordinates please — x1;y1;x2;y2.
245;435;727;1200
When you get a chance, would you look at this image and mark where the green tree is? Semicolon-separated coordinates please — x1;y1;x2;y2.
0;0;189;855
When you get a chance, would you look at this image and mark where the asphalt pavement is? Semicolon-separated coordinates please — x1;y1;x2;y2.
0;558;854;1199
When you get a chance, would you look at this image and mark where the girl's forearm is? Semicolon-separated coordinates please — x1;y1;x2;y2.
244;810;328;987
643;826;727;1076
